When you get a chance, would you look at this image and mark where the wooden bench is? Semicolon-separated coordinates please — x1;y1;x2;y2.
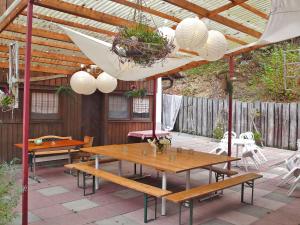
64;163;171;223
166;173;262;225
202;166;238;182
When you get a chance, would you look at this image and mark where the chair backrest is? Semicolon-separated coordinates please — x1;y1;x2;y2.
240;132;254;140
29;135;72;142
286;155;300;171
223;131;237;139
83;136;94;147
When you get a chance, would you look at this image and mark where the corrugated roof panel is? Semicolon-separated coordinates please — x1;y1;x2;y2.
187;0;231;11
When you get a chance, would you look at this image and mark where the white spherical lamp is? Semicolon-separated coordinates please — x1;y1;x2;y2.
96;72;118;93
197;30;228;61
175;17;208;50
70;71;96;95
158;26;179;55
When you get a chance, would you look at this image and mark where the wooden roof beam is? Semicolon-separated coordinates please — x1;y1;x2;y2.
163;0;262;38
21;12;116;37
0;44;92;64
0;61;76;75
33;0;137;28
239;3;269;19
0;51;81;68
0;0;27;32
0;33;80;51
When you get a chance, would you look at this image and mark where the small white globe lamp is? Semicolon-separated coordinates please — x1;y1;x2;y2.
158;26;179;55
197;30;228;61
96;72;118;93
70;71;96;95
175;17;208;50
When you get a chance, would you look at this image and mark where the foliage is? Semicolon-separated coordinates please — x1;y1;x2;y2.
213;122;224;140
112;24;174;67
148;137;171;152
125;88;147;98
0;160;21;225
253;131;263;146
55;86;74;97
0;95;14;108
225;75;233;96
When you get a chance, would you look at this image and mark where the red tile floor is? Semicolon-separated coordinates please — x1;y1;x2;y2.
13;133;300;225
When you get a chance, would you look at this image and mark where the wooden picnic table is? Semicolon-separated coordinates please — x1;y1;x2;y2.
15;139;84;180
80;142;239;215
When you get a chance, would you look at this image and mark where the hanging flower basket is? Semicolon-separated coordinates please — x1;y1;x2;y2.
124;84;147;98
112;24;175;67
0;94;15;112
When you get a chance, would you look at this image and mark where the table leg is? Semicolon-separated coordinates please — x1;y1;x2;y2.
235;145;239;166
118;161;123;176
161;171;167;216
95;155;99;190
68;149;72;174
33;152;36;180
209;166;212;184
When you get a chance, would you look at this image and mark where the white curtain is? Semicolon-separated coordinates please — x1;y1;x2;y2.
162;94;182;131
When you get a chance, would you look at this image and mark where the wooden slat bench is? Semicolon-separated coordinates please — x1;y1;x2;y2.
202;166;238;182
166;173;262;225
64;163;171;223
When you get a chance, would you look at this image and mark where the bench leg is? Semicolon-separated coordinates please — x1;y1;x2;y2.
144;194;157;223
82;172;96;196
178;200;193;225
241;180;255;205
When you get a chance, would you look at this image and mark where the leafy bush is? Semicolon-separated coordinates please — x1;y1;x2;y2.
213;122;224;140
253;131;263;146
0;161;21;225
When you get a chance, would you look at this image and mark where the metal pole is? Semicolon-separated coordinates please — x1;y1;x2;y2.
22;1;33;225
152;78;157;138
227;56;234;171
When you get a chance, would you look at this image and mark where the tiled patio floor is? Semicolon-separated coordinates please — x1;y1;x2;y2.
13;132;300;225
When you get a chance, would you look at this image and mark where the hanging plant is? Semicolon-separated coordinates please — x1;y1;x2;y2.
124;84;147;98
0;89;15;112
55;85;74;97
112;24;174;67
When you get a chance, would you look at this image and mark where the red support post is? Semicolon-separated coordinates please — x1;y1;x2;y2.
152;78;157;139
22;1;33;225
227;56;234;170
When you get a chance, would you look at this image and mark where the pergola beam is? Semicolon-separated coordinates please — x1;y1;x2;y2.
0;61;75;75
239;3;268;19
0;0;27;32
0;44;92;64
33;0;137;28
163;0;262;38
0;51;80;67
0;33;80;51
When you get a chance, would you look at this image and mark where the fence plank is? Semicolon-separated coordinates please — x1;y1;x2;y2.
207;99;213;137
183;96;188;132
241;102;248;134
282;103;290;149
202;98;208;136
235;101;241;135
196;97;203;135
274;103;282;148
267;102;275;147
187;96;194;133
289;103;297;150
260;102;267;145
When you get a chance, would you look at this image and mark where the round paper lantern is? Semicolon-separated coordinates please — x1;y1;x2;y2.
158;26;179;55
70;71;96;95
197;30;228;61
175;17;208;50
96;72;118;93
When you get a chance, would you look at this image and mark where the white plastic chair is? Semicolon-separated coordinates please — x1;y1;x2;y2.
278;154;300;196
239;132;267;163
240;144;261;171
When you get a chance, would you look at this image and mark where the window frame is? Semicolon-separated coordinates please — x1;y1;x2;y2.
30;90;61;121
107;93;152;122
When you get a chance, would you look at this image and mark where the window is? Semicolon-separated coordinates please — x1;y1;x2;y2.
108;95;151;120
132;97;150;119
108;95;130;119
31;92;60;120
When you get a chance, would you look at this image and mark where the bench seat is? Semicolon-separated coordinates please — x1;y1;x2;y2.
166;173;262;225
35;149;79;156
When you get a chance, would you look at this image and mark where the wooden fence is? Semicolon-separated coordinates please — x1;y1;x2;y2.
172;96;300;150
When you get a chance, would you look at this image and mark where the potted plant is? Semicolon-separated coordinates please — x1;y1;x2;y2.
213;122;224;141
0;91;15;112
148;137;171;153
253;131;263;146
124;84;147;98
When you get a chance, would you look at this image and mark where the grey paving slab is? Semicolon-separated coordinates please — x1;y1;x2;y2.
95;215;142;225
112;189;143;199
200;218;235;225
37;186;69;196
263;192;294;204
236;204;271;218
62;199;98;212
12;212;41;225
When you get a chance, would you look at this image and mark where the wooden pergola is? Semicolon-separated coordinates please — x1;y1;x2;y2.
0;1;271;224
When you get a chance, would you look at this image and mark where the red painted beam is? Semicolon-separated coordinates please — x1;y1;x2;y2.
227;56;234;170
22;1;33;225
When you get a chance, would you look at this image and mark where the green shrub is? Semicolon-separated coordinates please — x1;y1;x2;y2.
253;131;262;146
213;123;224;140
0;160;21;225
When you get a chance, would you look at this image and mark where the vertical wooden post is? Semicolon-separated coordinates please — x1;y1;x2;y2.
227;56;234;170
22;1;33;225
152;78;157;138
